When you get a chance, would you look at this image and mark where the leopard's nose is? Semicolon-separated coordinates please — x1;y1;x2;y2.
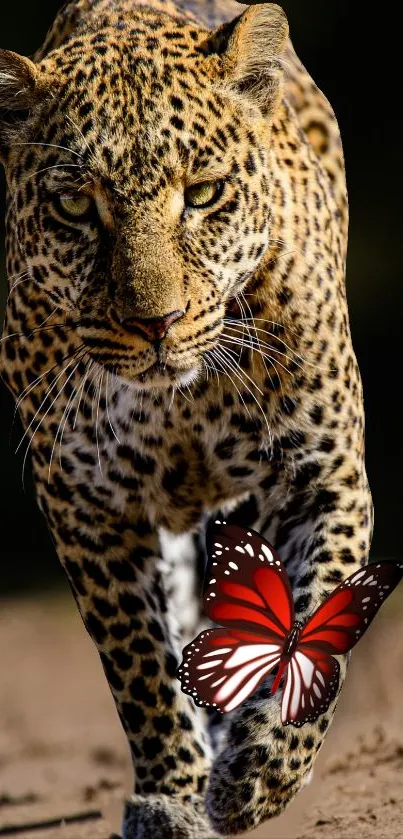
120;310;185;342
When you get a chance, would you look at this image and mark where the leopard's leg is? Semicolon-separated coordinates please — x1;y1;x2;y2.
158;526;233;761
159;528;203;643
34;478;215;839
206;467;373;836
203;495;265;756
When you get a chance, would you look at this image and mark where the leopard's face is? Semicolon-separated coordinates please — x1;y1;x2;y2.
5;16;278;390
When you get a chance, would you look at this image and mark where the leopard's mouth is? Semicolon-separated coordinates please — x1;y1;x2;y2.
77;307;220;390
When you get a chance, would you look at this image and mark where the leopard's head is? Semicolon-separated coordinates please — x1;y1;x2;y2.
0;3;288;390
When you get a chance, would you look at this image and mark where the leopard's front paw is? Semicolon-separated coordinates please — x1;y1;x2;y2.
205;712;319;835
206;746;296;834
122;793;220;839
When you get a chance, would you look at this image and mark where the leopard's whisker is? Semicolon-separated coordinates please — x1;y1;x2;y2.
204;353;223;387
105;370;121;444
221;331;302;372
0;330;29;345
223;319;305;362
73;361;94;430
37;307;60;328
234;294;248;358
58;369;87;469
8;307;58;437
223;318;321;370
232;315;305;343
240;323;328;371
5;274;32;306
40;357;85;484
8;271;31;291
6;267;33;285
89;366;101;423
20;352;85;487
48;372;82;480
215;344;273;442
185;384;195;402
127;384;142;424
177;386;193;404
222;336;295;387
15;330;77;410
16;345;85;454
138;389;144;419
13;141;83;159
239;290;271;379
213;347;274;451
65;114;92;156
275;248;299;262
13;163;83;192
217;341;265;397
168;385;176;412
16;362;61;410
77;181;93;192
266;237;304;259
210;349;255;426
267;236;289;248
0;320;81;345
95;368;105;476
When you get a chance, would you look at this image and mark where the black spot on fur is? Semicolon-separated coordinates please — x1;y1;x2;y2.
162;460;188;493
142;736;163;759
85;612;107;644
100;653;124;691
153;715;174;735
130;636;155;654
121;702;146;733
294;461;321;490
119;592;145;615
130;677;157;707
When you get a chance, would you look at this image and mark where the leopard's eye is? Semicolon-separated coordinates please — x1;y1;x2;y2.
185;180;223;209
55;193;93;219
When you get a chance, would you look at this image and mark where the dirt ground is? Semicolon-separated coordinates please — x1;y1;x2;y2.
0;591;402;839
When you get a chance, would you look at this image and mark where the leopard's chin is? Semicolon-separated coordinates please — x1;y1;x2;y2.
84;348;201;392
130;361;200;392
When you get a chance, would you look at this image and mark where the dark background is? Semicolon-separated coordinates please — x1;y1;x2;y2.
1;1;401;593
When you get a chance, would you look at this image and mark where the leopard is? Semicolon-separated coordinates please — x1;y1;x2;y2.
0;0;373;836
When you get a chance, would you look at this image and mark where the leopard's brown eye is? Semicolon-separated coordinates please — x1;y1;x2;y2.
55;193;92;219
185;180;223;209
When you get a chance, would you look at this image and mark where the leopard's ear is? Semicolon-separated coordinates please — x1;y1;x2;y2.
0;50;39;109
204;3;289;116
0;49;49;160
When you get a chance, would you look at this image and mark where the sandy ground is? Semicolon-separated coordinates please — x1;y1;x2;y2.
0;591;402;839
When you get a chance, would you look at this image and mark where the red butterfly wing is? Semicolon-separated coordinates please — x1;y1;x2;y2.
178;628;282;714
281;561;403;727
300;561;403;654
204;521;294;641
281;648;340;727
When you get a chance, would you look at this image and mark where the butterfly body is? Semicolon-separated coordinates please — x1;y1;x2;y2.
270;622;303;696
178;523;403;727
281;622;303;659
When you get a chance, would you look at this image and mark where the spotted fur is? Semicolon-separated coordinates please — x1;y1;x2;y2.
0;1;373;836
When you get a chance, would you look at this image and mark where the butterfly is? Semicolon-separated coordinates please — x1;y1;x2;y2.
177;522;403;727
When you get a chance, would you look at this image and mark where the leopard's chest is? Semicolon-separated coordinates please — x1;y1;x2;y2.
14;343;288;531
118;403;282;530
